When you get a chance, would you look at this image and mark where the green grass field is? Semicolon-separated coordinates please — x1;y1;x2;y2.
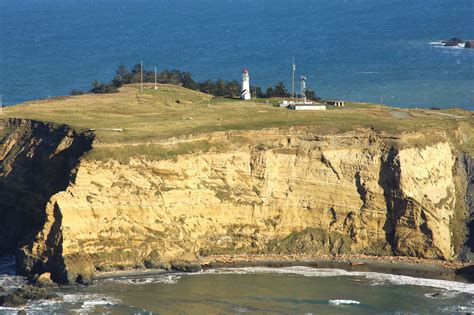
2;83;473;161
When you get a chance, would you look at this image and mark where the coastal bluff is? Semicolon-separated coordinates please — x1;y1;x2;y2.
1;118;473;284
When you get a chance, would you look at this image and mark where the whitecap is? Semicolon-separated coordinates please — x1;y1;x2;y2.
438;304;474;313
204;266;474;294
328;299;360;305
429;41;444;45
103;274;181;285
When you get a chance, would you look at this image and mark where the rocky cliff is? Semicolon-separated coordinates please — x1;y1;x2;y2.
0;119;472;283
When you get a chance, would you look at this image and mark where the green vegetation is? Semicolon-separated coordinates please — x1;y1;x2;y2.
74;63;320;101
2;83;473;161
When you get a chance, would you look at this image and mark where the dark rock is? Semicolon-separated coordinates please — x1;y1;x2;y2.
17;310;27;315
0;285;61;307
0;285;5;293
34;272;57;288
443;37;464;46
455;265;474;282
465;41;474;48
171;262;203;273
75;274;93;285
0;293;28;307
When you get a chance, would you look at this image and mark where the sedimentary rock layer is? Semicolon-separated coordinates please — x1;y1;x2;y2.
0;119;472;283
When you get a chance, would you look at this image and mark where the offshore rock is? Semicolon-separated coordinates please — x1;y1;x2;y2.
443;37;464;46
465;41;474;49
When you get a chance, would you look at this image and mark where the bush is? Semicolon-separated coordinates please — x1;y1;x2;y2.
70;89;85;96
90;81;118;94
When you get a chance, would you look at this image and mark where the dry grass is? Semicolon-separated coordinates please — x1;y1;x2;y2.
2;83;473;160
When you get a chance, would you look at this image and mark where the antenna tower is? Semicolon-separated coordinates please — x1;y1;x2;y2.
292;57;296;101
140;61;143;91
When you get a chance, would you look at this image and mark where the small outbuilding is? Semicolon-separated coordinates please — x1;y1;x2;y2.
326;100;345;107
290;103;326;110
278;100;326;110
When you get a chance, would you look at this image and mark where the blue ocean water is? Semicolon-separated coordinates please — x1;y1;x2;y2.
1;0;473;109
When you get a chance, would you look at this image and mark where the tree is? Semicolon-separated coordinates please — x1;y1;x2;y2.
304;89;321;101
198;80;215;94
112;64;131;86
226;80;241;98
130;63;143;83
273;82;290;97
252;86;265;98
214;79;227;96
180;72;198;90
90;81;118;94
265;87;275;98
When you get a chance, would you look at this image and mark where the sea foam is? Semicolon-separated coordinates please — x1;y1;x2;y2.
328;299;361;305
204;266;474;294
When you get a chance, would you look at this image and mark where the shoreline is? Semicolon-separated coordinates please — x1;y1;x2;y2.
95;254;474;284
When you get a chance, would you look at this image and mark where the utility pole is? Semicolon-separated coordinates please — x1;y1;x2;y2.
140;60;143;92
154;66;157;89
292;57;296;102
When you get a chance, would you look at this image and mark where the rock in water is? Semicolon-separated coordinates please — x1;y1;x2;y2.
0;285;61;307
443;37;464;46
35;272;56;288
465;41;474;48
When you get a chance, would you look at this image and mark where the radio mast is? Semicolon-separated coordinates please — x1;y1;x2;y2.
292;57;296;101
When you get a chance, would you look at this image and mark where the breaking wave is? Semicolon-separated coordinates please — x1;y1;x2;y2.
204;266;474;294
102;273;181;285
328;299;361;305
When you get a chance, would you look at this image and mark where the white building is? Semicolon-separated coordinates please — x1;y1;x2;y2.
241;68;251;100
292;104;326;110
278;100;326;110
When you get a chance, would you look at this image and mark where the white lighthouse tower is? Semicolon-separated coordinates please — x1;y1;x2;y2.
241;68;251;100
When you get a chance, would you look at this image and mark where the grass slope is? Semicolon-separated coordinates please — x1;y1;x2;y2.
2;83;473;161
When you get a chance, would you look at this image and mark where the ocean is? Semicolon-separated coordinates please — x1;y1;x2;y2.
0;258;473;314
1;0;473;109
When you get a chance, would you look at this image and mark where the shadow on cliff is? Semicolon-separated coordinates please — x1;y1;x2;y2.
378;146;403;255
0;119;94;281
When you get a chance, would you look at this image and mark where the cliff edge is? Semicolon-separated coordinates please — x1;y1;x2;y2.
1;119;472;283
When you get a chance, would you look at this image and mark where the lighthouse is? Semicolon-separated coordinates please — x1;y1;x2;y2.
241;68;251;100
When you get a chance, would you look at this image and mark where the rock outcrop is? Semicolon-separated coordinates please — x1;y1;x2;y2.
441;37;474;48
0;119;472;283
465;41;474;49
443;37;465;47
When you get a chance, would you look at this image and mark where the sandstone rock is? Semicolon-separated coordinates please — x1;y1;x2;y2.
35;272;55;288
0;120;472;283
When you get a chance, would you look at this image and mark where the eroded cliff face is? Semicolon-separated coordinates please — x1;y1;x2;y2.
0;120;472;283
0;119;94;283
